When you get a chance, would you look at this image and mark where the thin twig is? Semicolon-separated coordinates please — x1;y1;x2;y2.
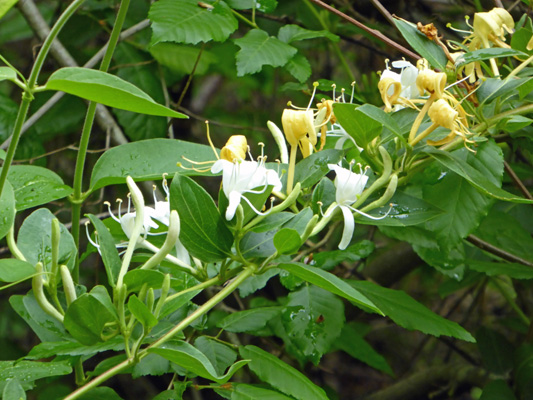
369;0;396;27
307;0;420;61
467;234;533;268
504;160;533;201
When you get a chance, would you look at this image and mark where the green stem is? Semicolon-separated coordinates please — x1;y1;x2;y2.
230;9;258;29
63;267;254;400
491;278;530;326
70;0;131;282
304;0;354;81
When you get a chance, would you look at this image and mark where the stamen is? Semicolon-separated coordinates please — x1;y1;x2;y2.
348;203;393;220
152;185;158;205
306;81;319;111
350;82;356;103
104;201;120;223
317;201;325;217
162;173;170;199
127;193;131;214
85;221;100;249
340;88;346;103
205;121;219;160
258;142;265;159
331;84;336;101
385;58;390;69
247;145;253;161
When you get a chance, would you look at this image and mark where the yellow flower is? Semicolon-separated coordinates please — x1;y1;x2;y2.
416;70;447;99
281;108;317;156
220;135;247;162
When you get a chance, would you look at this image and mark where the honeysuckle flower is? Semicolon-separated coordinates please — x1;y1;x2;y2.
282;108;317;157
212;155;282;221
220;135;247;162
426;99;475;149
379;60;419;111
416;69;447;99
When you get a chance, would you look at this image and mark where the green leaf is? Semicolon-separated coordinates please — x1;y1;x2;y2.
150;43;217;75
469;260;533;279
234;29;297;76
336;322;394;376
279;263;381;314
333;103;382;149
476;327;514;374
477;77;533;104
148;341;249;384
64;286;118;345
170;174;233;262
0;66;17;82
217;306;282;333
123;269;167;293
76;387;124;400
511;27;533;54
9;293;68;342
250;212;294;233
312;240;375;270
278;25;339;43
426;145;530;203
87;214;121;287
239;345;329;400
456;48;526;68
0;361;71;392
0;180;15;240
285;53;312;83
112;43;168;142
226;0;277;12
195;336;237;376
230;384;295;400
394;18;447;70
90;138;217;191
44;67;187;119
26;337;124;359
17;208;77;271
128;295;158;330
514;344;533;398
149;0;238;45
273;228;301;255
282;286;345;364
348;280;475;342
480;380;517;400
293;149;343;189
133;354;170;379
2;378;26;400
355;104;407;145
0;259;35;283
7;165;72;211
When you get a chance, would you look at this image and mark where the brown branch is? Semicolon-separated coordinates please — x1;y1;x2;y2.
504;160;533;201
307;0;421;61
467;235;533;268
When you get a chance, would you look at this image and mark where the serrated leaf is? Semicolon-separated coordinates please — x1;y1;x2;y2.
469;260;533;279
170;174;233;262
394;18;447;70
7;165;72;211
0;361;71;392
239;345;329;400
44;67;186;118
230;383;296;400
279;263;381;314
285;53;312;83
89;139;217;191
0;180;14;240
217;306;282;332
234;29;297;76
150;0;238;45
195;336;237;376
348;280;475;342
226;0;277;12
149;342;248;384
278;25;339;43
26;337;124;359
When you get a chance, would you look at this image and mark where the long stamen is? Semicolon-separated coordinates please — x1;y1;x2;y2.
162;173;170;200
350;81;356;103
306;81;319;111
127;193;131;214
85;221;100;249
152;184;158;205
331;84;336;101
349;203;394;220
104;201;120;223
205;121;219;160
340;88;346;103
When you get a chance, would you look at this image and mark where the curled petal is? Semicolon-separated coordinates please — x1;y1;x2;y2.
339;205;355;250
226;191;242;220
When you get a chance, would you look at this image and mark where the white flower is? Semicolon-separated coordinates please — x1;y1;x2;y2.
326;164;387;250
211;158;282;221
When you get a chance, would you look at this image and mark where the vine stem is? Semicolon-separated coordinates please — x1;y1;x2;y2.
63;267;255;400
70;0;131;282
0;0;86;200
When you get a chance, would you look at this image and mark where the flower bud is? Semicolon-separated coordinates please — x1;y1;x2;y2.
281;109;315;148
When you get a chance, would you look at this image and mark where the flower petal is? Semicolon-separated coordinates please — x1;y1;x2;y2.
339;205;355;250
225;191;242;220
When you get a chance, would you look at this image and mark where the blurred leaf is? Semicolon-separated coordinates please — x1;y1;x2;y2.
278;25;339;43
44;67;187;118
285;53;312;83
0;66;17;82
150;43;217;75
0;259;34;283
234;29;297;76
469;260;533;279
239;345;329;400
226;0;277;12
0;361;71;391
195;336;237;376
0;92;19;143
170;174;233;262
0;180;14;240
2;378;26;400
511;27;533;54
76;387;124;400
17;208;77;271
476;327;514;374
477;77;533;104
348;281;475;342
336;322;394;376
217;306;282;333
149;342;248;383
394;18;447;70
479;380;516;400
90;139;216;191
514;344;533;398
312;240;375;270
279;263;381;313
456;48;525;68
228;384;295;399
149;0;238;45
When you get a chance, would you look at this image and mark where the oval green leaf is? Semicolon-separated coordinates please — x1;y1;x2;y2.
0;259;35;283
0;180;15;240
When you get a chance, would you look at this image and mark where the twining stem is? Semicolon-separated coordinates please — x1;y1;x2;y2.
70;0;131;282
63;267;255;400
0;0;86;200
